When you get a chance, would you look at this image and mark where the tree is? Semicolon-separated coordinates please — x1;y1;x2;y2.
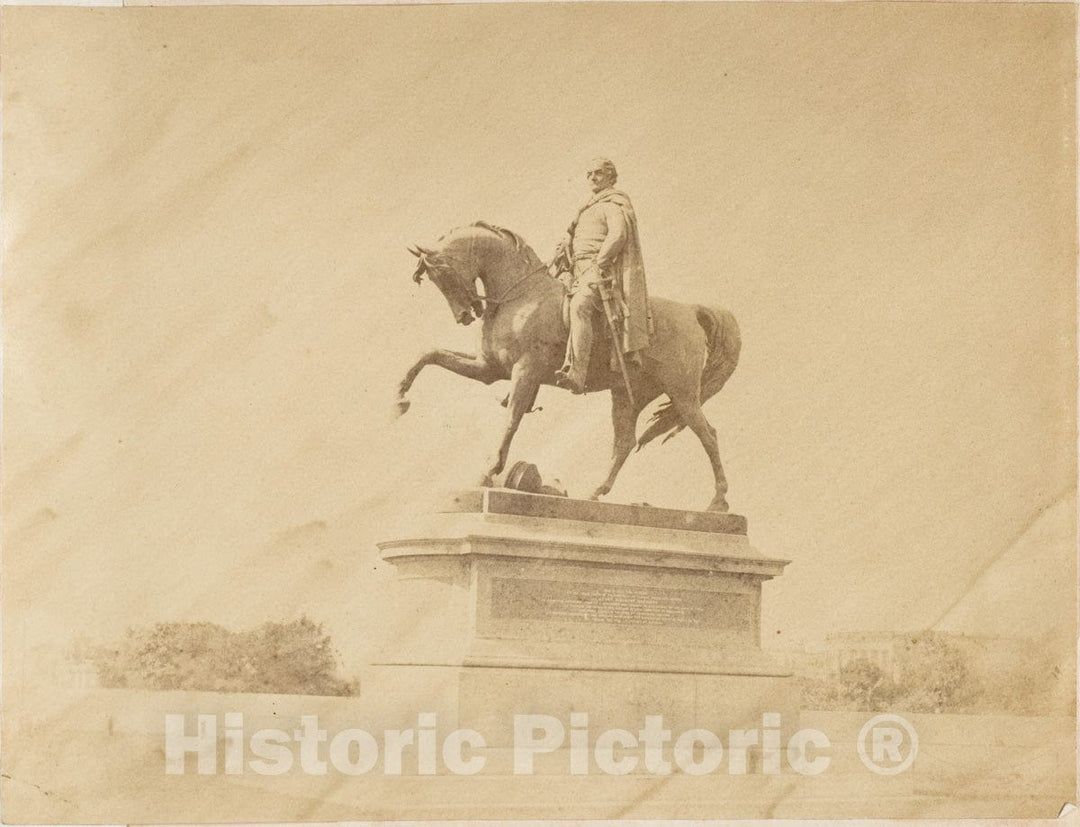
835;659;895;711
237;618;351;696
89;617;354;696
892;633;971;712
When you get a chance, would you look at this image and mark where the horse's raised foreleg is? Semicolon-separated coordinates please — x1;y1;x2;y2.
668;395;730;512
591;387;657;501
395;349;501;417
480;361;540;487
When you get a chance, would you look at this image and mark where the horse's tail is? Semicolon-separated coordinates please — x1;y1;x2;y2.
637;305;741;450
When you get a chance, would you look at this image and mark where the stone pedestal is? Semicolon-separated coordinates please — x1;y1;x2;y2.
368;489;797;746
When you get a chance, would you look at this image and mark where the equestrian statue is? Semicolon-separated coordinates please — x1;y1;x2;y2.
395;159;741;512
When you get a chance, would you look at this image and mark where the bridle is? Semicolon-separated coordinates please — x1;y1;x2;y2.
414;250;550;309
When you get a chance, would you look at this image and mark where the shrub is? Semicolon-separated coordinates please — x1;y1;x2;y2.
89;617;354;696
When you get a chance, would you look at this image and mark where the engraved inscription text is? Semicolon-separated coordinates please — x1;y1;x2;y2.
491;577;754;630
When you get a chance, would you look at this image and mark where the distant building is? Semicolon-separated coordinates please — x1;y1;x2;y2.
18;644;100;691
769;644;827;680
822;630;1033;682
62;659;99;690
824;631;907;680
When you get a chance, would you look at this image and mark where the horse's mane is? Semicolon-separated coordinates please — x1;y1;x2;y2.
431;221;541;267
469;221;531;255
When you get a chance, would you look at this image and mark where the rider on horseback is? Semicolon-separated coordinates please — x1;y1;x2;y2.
553;158;653;394
402;212;740;511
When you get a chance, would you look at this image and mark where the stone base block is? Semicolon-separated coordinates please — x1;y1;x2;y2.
374;489;792;674
360;663;801;753
367;489;797;770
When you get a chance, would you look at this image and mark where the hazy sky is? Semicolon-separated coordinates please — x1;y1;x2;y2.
3;4;1075;669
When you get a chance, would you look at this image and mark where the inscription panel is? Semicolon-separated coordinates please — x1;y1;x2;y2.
491;577;754;630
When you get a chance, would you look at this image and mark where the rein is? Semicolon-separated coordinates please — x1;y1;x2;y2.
478;263;550;306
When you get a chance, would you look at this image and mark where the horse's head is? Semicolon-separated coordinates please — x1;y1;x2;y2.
408;243;484;326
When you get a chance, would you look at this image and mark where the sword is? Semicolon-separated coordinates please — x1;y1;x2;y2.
598;275;636;407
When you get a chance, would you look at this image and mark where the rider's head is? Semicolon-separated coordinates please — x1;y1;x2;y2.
586;158;617;193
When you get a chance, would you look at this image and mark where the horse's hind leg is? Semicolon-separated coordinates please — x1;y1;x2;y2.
669;395;729;512
591;386;658;501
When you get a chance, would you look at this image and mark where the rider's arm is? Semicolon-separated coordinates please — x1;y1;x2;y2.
552;232;573;273
596;204;627;272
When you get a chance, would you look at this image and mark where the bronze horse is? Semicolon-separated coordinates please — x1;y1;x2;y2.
395;222;741;512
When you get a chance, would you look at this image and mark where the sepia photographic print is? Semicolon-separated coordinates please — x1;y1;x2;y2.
1;1;1076;821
